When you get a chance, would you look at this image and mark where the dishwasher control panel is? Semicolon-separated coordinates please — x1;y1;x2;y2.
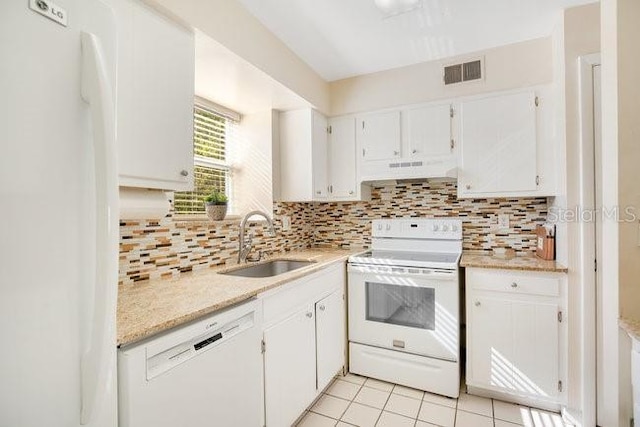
145;310;255;380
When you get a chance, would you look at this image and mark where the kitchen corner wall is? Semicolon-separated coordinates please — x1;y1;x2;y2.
119;181;547;285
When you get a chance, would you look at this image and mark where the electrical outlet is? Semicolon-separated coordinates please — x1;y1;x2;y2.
282;216;291;231
497;214;510;230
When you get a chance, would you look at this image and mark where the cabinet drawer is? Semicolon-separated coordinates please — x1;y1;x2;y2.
262;263;345;326
467;268;560;297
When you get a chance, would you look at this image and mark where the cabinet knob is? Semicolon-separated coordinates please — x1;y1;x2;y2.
511;282;518;288
318;305;326;311
180;169;189;177
306;312;313;318
349;190;354;195
474;301;481;307
393;150;400;156
316;191;321;195
412;149;418;154
466;184;471;190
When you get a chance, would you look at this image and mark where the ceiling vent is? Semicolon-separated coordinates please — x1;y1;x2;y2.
443;64;462;85
443;58;484;85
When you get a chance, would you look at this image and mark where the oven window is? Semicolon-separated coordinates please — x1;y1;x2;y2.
365;282;435;330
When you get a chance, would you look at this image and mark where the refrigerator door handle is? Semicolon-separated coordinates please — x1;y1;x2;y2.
79;31;119;426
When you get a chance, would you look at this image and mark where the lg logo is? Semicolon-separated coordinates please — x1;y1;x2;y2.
36;0;48;12
30;0;67;27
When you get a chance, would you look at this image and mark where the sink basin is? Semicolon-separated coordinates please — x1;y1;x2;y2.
221;260;316;278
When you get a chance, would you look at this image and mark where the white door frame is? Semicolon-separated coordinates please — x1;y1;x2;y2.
576;53;600;427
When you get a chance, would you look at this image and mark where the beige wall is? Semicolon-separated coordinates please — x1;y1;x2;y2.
329;37;553;116
616;0;640;321
146;0;330;113
558;4;601;424
614;0;640;420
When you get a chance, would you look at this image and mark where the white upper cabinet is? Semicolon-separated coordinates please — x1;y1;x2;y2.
278;109;325;202
279;110;369;202
328;117;370;201
355;104;457;182
357;111;402;162
406;103;454;160
312;112;329;200
458;90;539;197
115;0;195;191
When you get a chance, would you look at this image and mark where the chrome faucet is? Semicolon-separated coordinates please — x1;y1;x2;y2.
238;210;276;263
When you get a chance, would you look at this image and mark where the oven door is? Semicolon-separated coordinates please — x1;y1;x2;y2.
348;263;459;362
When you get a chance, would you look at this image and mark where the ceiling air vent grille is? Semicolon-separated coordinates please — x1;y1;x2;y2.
463;60;482;81
443;64;462;85
443;58;483;85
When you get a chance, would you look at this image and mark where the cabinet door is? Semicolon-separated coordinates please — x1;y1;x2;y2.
406;104;452;158
264;305;316;427
512;301;559;400
328;117;357;199
459;91;537;195
469;296;514;390
312;111;329;200
358;111;401;161
316;289;345;392
117;0;195;191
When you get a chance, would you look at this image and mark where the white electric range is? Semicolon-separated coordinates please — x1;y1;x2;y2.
347;218;462;398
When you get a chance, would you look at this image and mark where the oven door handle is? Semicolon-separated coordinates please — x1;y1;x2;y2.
348;263;456;279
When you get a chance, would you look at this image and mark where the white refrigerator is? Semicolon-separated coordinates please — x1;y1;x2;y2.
0;1;119;426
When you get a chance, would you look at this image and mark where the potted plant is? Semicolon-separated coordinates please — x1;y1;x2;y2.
204;190;228;221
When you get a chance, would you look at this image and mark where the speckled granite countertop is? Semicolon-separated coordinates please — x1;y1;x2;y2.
460;251;568;273
620;317;640;341
117;248;363;346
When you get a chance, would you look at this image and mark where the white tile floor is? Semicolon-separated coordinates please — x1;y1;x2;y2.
296;374;574;427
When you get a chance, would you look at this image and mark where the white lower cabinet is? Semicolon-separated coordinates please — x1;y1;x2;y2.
466;268;566;408
261;263;346;427
263;305;317;427
315;290;345;391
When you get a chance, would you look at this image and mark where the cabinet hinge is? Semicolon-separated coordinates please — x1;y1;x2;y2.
595;258;598;272
450;106;455;118
536;175;540;186
558;380;563;392
558;311;563;323
327;125;332;134
261;339;266;354
450;139;455;150
535;96;540;107
362;121;365;130
362;148;366;157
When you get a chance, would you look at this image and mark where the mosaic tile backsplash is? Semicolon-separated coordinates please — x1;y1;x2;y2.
119;202;314;285
119;181;547;285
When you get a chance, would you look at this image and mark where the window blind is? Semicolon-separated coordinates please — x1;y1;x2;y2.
174;103;237;215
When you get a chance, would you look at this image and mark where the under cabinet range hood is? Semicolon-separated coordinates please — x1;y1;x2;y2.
359;157;458;183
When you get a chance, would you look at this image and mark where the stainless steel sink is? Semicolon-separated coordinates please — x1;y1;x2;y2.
220;260;316;278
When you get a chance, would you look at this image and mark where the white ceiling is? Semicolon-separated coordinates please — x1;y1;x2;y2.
237;0;596;81
195;31;311;115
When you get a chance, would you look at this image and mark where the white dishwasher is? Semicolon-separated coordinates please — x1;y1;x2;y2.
118;298;263;427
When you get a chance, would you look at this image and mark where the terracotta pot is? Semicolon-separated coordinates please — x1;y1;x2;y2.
205;203;227;221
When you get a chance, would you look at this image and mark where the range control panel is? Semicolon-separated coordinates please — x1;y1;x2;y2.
372;218;463;240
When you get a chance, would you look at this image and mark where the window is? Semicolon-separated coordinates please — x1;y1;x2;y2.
174;99;239;215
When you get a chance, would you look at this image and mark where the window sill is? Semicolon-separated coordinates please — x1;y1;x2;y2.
172;214;242;225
